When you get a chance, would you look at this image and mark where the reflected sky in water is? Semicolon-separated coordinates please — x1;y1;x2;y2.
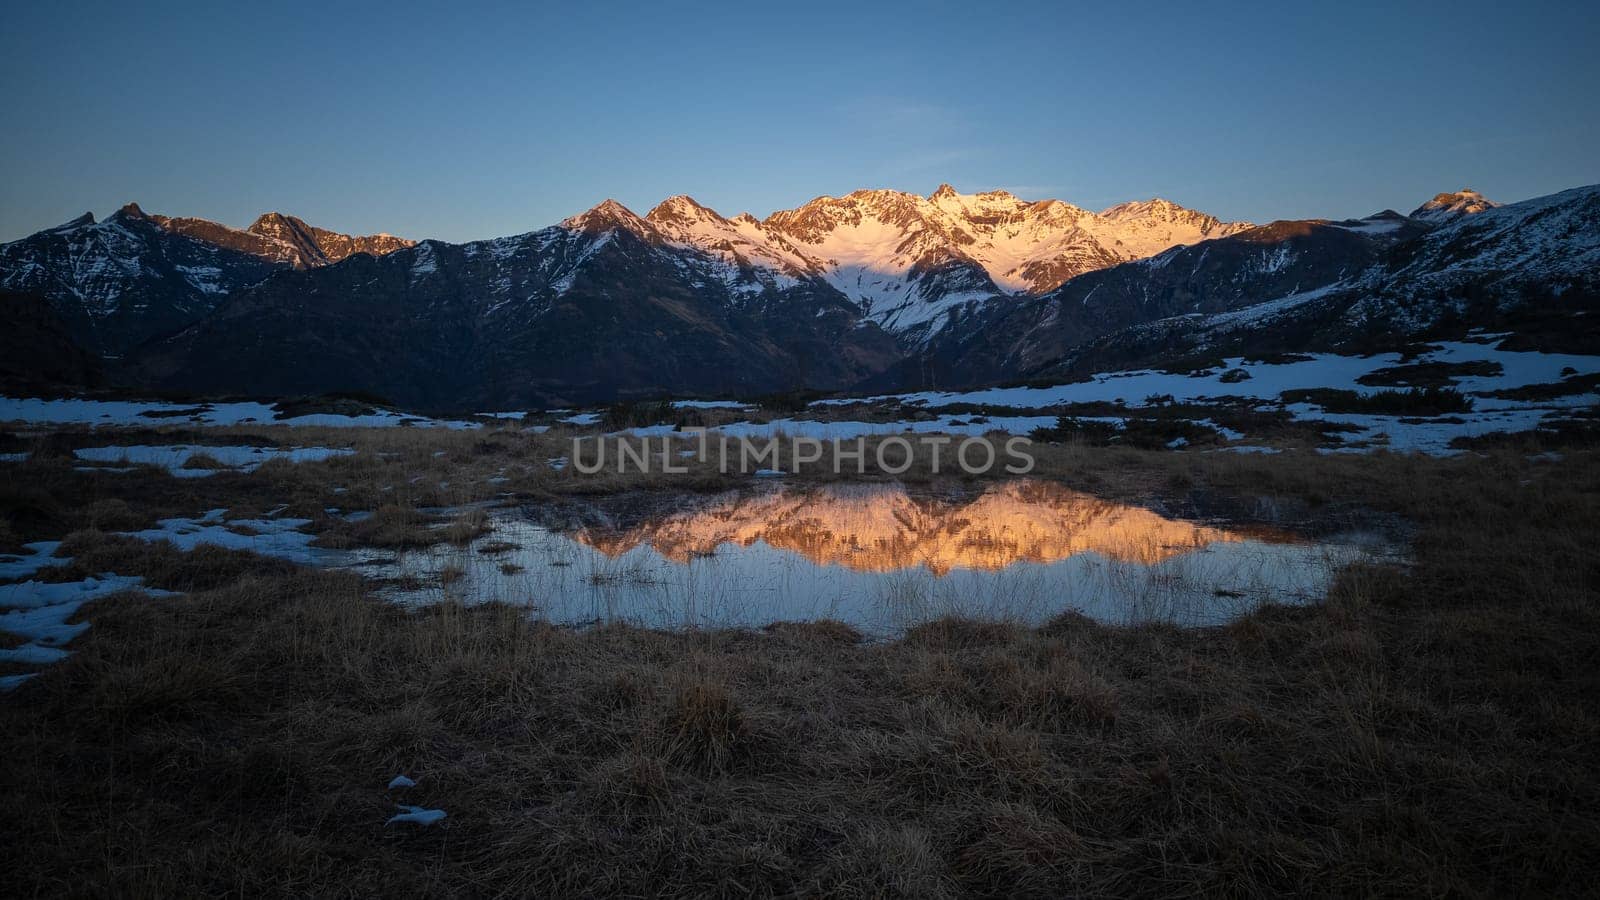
358;481;1382;636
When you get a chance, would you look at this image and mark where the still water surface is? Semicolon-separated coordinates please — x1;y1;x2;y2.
358;481;1383;636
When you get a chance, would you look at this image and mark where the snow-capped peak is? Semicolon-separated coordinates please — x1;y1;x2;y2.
643;194;821;290
644;195;723;229
1410;189;1500;224
623;186;1256;334
1098;197;1221;227
1100;197;1172;220
561;199;659;240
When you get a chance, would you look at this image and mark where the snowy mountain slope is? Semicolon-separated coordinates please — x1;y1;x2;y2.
638;185;1253;339
869;216;1400;390
764;186;1251;297
1033;185;1600;378
758;188;1006;337
1091;197;1254;260
0;203;415;354
1361;184;1600;321
0;207;282;354
130;208;898;409
644;195;822;294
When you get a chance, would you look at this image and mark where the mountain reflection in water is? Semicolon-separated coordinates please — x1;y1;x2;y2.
364;481;1377;635
576;481;1245;575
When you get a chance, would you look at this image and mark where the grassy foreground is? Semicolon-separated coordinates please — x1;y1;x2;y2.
2;435;1599;896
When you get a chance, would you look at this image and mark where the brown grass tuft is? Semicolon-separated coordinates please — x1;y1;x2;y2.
314;504;436;549
180;452;230;470
763;619;864;644
953;801;1088;896
904;616;1021;650
443;507;490;546
655;673;752;774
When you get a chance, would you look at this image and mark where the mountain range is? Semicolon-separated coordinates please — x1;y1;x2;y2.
1;184;1595;410
142;207;414;269
637;186;1252;338
0;204;412;355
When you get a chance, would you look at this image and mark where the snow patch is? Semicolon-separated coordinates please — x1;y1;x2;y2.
387;805;446;827
0;397;479;430
73;444;354;476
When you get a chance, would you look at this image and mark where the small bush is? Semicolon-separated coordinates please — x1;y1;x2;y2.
1279;386;1474;415
1029;418;1121;445
602;399;675;430
1479;371;1600;402
84;498;143;531
1356;360;1502;389
1029;416;1221;449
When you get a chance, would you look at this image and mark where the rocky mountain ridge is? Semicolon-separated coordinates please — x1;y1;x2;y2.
0;204;415;353
2;181;1590;410
642;186;1253;338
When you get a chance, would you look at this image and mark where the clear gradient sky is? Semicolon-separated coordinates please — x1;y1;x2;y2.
3;0;1597;243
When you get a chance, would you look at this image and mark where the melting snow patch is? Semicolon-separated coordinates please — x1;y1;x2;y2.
0;642;71;665
0;542;66;580
619;416;1056;442
388;775;417;789
73;445;354;476
672;400;753;410
0;396;480;429
0;573;166;613
790;341;1600;455
1295;406;1558;456
0;574;176;686
115;512;331;563
0;673;39;692
387;805;446;827
814;342;1600;414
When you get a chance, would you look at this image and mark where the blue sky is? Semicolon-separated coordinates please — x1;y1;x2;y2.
3;0;1596;242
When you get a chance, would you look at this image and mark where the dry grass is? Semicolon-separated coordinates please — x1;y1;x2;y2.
179;451;231;471
442;507;491;546
2;431;1599;895
314;504;438;549
0;418;1399;557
